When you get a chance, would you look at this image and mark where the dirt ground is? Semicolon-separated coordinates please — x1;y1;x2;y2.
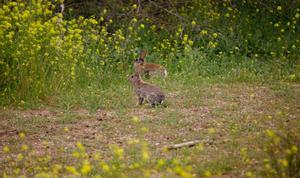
0;83;299;176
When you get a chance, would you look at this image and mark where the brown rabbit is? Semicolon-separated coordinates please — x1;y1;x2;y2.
134;50;167;78
128;72;165;107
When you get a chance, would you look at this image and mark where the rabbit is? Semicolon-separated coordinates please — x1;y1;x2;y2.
134;50;167;79
128;72;165;107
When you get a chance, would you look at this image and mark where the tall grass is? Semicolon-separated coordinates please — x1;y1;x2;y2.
0;0;299;107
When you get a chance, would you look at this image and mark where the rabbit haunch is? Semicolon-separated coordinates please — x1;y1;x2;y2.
134;50;167;78
128;73;165;107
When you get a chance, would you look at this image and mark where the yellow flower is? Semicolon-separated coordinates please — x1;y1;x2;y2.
141;127;148;133
212;33;218;38
89;19;98;25
204;170;212;177
140;24;145;29
81;160;92;175
21;144;28;151
277;37;281;41
157;159;165;167
52;164;62;174
183;34;188;42
289;74;296;81
291;145;298;153
132;18;137;23
267;115;272;119
132;116;140;123
3;146;10;153
17;153;24;161
72;151;80;158
266;129;275;137
35;172;51;178
200;30;208;35
132;4;137;9
246;171;253;177
14;168;20;175
142;147;149;161
277;6;282;11
270;51;276;56
191;20;196;26
5;31;15;40
278;159;288;167
19;132;25;138
64;127;69;132
76;142;85;151
196;143;204;151
127;138;140;144
101;163;110;172
93;153;101;160
65;166;79;175
112;145;124;159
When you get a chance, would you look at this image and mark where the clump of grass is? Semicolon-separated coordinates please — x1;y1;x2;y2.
258;129;300;177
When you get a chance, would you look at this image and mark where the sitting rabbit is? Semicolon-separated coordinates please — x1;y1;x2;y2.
134;50;167;79
128;72;165;107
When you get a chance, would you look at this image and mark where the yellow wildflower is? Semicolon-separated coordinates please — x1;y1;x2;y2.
65;166;79;175
204;170;212;177
291;145;298;153
132;116;140;123
212;33;218;38
17;153;24;161
101;163;110;172
191;20;196;26
183;34;188;42
81;160;92;175
3;146;10;153
277;6;282;11
21;144;28;151
200;30;208;35
76;142;85;151
64;127;69;132
19;132;25;138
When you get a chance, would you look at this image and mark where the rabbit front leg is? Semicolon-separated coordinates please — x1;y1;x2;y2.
138;96;144;105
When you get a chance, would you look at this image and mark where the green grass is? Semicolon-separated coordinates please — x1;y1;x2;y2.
0;1;300;177
1;76;299;177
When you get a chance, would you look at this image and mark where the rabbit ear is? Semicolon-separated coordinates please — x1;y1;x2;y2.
140;50;147;59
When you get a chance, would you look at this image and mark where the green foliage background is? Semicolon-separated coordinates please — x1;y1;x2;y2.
0;0;299;107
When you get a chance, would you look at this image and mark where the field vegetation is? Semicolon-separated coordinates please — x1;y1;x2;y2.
0;0;299;177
